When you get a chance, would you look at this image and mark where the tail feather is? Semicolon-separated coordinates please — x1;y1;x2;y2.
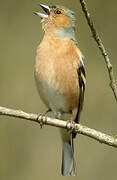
61;139;76;176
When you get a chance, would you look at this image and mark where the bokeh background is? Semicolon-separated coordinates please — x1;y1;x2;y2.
0;0;117;179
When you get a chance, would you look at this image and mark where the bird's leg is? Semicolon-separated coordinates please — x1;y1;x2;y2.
37;108;51;128
66;119;76;134
65;110;75;134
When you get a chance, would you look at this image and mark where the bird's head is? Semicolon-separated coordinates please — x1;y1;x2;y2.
34;4;76;35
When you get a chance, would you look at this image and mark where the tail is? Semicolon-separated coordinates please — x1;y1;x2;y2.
60;129;76;176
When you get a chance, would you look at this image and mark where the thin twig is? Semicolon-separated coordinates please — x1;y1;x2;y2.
79;0;117;101
0;106;117;148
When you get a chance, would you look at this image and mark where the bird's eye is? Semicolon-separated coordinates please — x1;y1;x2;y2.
55;10;62;15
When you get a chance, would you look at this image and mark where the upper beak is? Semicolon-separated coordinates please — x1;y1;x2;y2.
34;4;51;18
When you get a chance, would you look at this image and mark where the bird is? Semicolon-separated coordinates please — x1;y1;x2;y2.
34;4;86;176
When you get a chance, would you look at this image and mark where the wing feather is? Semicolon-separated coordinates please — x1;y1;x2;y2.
72;63;86;138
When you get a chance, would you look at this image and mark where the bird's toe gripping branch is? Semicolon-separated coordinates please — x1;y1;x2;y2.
36;109;51;128
66;120;76;134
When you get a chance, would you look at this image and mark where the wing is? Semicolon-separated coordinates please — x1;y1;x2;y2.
72;62;86;138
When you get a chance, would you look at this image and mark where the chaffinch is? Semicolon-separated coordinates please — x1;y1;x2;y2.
34;4;86;176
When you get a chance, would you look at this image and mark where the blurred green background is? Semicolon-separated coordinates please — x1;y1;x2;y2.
0;0;117;179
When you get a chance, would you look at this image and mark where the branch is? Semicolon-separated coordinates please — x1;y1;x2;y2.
0;106;117;148
79;0;117;101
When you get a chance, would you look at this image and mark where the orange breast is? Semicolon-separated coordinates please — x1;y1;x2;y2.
35;32;81;112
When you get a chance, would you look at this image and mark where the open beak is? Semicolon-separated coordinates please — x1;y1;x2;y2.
34;4;51;18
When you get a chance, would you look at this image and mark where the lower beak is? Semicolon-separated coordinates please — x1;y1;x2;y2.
34;4;50;18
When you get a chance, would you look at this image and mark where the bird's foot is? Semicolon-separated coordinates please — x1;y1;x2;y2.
66;120;75;134
37;109;51;128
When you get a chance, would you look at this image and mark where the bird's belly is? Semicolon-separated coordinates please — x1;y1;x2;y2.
35;74;69;112
35;65;78;113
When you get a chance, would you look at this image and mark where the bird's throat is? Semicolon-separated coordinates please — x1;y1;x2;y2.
54;27;77;43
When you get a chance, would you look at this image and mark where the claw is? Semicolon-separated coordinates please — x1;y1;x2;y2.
66;120;75;134
37;109;51;128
